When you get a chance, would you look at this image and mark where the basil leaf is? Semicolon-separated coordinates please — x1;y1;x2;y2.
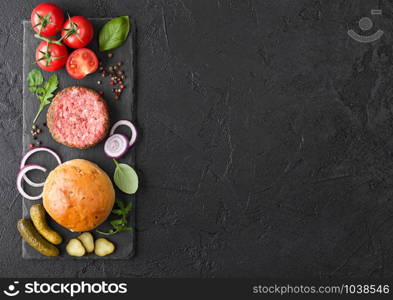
27;69;43;88
99;16;130;51
113;161;139;194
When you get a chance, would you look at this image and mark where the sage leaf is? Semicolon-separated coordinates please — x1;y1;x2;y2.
99;16;130;51
113;160;138;194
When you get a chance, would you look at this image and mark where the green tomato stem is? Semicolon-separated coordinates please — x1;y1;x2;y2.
34;34;63;46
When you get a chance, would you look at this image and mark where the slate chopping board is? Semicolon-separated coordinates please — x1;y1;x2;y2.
22;18;136;259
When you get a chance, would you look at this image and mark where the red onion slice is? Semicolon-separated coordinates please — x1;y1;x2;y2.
20;147;62;188
104;133;129;158
17;164;46;200
109;120;138;148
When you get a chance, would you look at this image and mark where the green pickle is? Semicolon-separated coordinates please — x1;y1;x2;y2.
17;219;59;257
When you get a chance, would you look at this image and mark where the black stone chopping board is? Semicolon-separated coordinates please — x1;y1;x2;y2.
22;18;136;259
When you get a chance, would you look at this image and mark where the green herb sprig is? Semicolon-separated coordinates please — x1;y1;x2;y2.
27;69;58;124
97;199;133;236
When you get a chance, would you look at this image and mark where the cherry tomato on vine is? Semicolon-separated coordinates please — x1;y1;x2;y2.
31;3;65;37
35;40;68;72
61;16;94;49
66;48;98;79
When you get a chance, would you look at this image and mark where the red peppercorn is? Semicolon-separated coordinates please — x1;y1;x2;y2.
28;143;34;148
99;90;104;95
120;85;125;89
109;81;114;85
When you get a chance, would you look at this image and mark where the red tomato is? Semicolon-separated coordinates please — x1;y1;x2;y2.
35;40;68;72
66;48;98;79
31;3;64;37
61;16;94;49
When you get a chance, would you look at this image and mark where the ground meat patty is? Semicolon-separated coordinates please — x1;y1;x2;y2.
47;86;109;149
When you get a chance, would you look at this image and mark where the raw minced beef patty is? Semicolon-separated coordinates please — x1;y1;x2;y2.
47;86;109;149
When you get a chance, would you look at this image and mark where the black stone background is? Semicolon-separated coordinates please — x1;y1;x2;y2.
2;0;393;278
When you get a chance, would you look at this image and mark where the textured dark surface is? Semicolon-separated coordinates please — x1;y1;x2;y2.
22;19;135;259
2;0;393;278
